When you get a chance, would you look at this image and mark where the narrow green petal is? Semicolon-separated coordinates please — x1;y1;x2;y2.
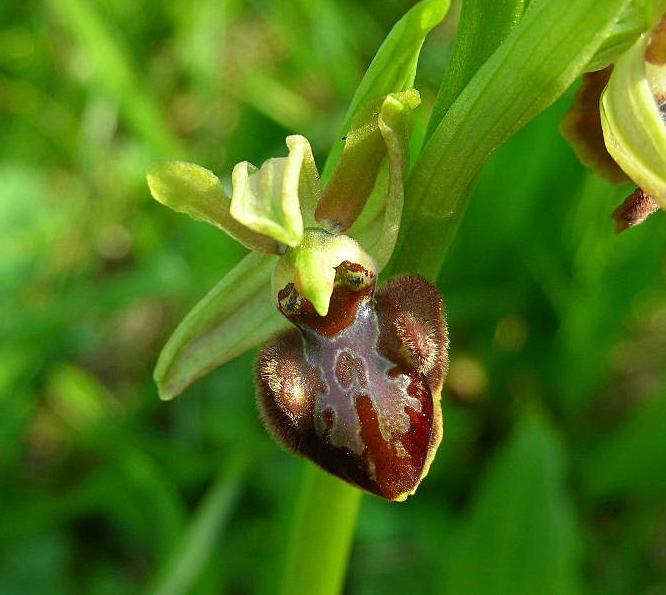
351;91;420;270
231;135;318;247
321;0;450;182
601;32;666;208
316;95;390;233
155;252;288;400
147;160;283;254
287;135;322;227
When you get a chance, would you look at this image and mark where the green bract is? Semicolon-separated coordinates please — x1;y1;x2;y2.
389;0;636;279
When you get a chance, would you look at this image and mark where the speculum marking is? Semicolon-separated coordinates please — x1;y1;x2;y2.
305;300;421;454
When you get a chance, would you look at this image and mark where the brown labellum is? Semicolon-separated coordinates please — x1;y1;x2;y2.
257;261;448;501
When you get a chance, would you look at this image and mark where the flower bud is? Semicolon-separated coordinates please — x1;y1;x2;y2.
601;15;666;209
563;14;666;231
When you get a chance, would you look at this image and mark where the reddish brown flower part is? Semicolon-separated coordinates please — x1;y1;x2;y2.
612;187;660;233
257;261;448;501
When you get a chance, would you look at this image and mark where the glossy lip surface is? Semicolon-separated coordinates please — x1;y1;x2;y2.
258;262;447;501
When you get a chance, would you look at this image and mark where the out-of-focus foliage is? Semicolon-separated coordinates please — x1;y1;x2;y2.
1;1;666;594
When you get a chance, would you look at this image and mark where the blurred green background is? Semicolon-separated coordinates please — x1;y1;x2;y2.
2;0;666;593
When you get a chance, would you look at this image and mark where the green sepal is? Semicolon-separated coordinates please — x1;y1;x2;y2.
231;135;319;248
601;31;666;208
147;161;283;254
154;252;288;400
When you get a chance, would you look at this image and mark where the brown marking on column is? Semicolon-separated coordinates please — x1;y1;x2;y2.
277;261;376;336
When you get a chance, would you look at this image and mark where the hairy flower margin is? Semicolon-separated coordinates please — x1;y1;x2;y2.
562;10;666;231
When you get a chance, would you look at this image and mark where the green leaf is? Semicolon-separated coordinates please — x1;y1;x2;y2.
154;252;288;400
582;379;666;499
426;0;527;140
147;161;283;255
601;32;666;208
150;457;249;595
442;414;581;595
586;0;666;71
321;0;450;182
390;0;634;281
231;135;318;248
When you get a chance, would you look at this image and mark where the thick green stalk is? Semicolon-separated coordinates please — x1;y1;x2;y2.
279;464;362;595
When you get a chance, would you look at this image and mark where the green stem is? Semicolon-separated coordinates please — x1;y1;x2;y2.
279;463;363;595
